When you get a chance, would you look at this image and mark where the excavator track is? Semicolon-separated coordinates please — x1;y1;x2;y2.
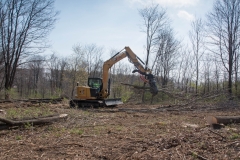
70;98;122;108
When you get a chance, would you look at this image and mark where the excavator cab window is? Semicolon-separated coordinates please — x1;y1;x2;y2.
88;78;102;89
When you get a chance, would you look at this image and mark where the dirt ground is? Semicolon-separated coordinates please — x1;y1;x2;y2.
0;100;240;160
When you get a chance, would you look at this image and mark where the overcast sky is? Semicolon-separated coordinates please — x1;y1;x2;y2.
46;0;214;60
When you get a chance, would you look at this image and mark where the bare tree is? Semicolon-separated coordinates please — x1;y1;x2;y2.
68;44;88;98
84;44;103;78
203;55;211;94
139;4;167;68
14;65;28;98
176;48;194;93
28;55;45;97
213;58;221;91
175;48;186;90
189;18;205;94
47;54;59;96
0;51;4;90
206;0;240;95
233;46;240;94
58;58;67;92
0;0;58;99
139;3;167;101
153;27;180;88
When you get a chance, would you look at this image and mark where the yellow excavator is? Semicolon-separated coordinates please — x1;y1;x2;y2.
70;46;158;107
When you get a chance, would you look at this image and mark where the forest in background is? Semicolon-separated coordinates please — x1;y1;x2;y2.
0;0;240;104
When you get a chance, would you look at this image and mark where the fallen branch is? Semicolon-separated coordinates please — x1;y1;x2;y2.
225;141;240;147
0;114;68;126
28;98;64;104
181;93;224;106
209;129;226;140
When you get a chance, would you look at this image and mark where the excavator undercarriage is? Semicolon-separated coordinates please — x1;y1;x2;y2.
70;98;123;108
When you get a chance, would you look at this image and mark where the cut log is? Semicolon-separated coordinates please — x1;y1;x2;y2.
207;116;240;125
0;114;68;126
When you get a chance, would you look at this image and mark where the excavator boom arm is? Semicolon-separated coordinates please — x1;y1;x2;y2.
100;46;157;98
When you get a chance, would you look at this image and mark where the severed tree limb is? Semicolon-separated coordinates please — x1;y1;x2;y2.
0;114;68;126
180;93;224;106
225;141;240;147
209;129;226;140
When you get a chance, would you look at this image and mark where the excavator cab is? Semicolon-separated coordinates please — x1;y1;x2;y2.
88;78;102;89
88;78;103;97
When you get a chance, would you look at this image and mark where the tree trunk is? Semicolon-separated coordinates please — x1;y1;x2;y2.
207;115;240;125
0;114;68;126
4;91;10;100
228;66;232;95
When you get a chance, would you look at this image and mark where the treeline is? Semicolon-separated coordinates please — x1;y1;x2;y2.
0;41;232;101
